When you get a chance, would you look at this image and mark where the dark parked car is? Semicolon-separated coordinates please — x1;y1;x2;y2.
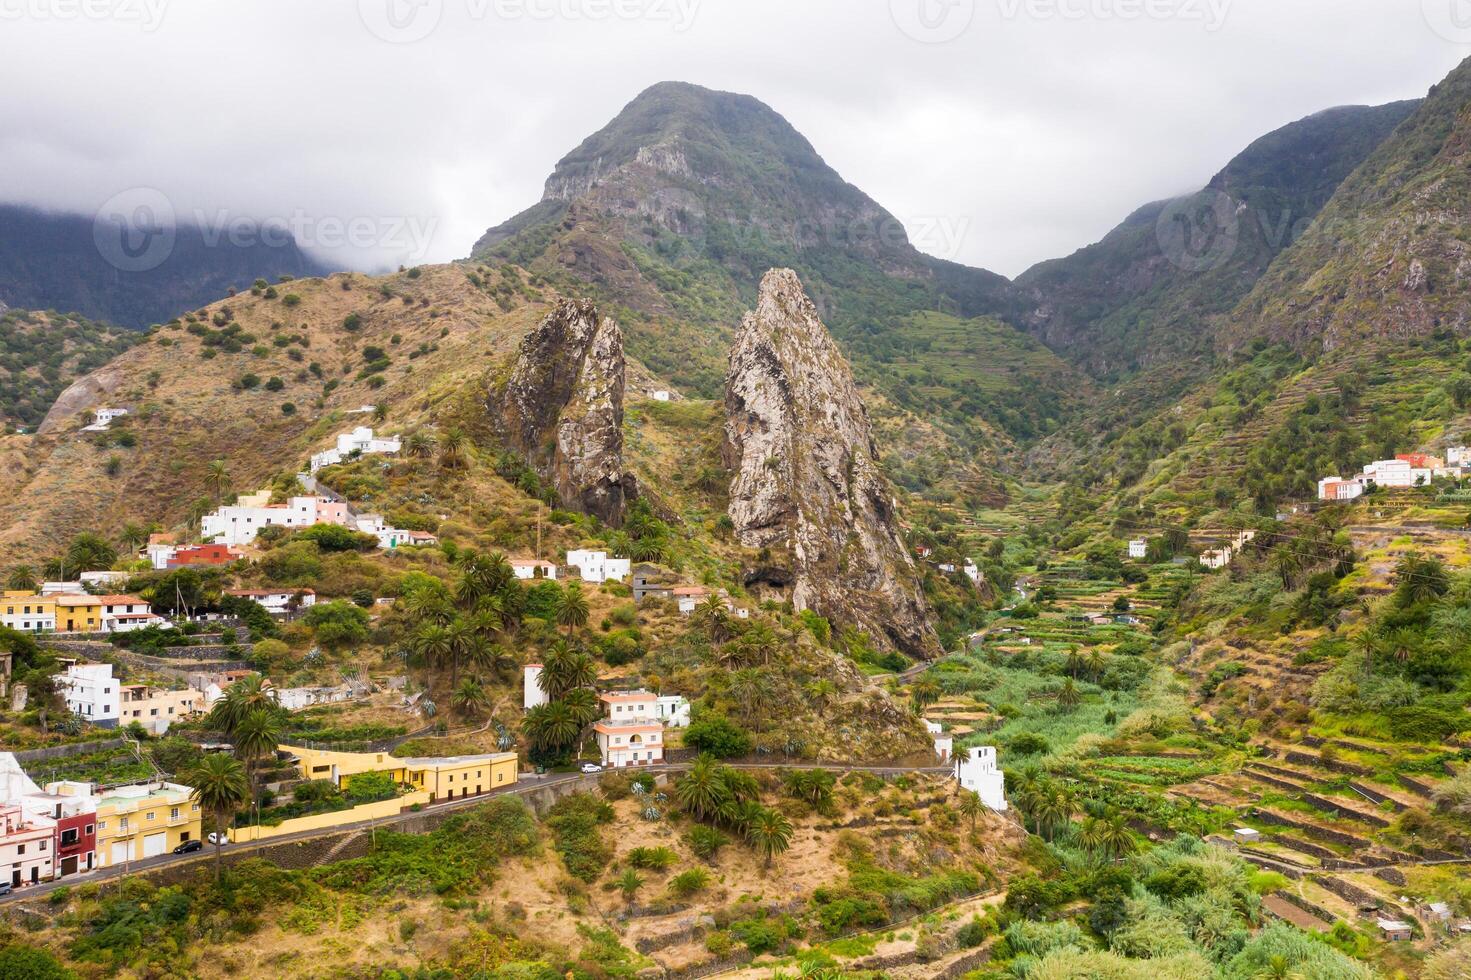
0;882;12;896
173;839;203;854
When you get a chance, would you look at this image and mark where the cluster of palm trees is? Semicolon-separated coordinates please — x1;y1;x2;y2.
1008;769;1079;841
603;498;672;564
675;755;794;868
400;551;529;713
521;639;602;759
183;675;286;879
1007;769;1138;861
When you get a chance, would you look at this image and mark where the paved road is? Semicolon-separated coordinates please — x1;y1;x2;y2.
0;760;953;906
0;770;588;906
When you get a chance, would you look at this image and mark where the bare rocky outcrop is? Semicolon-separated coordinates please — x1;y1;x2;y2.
723;269;939;660
494;299;636;525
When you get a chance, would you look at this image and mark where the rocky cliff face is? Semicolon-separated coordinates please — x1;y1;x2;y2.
724;269;938;660
496;299;636;525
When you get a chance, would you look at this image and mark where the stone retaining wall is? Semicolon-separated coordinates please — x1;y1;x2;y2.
13;739;129;764
1250;809;1372;848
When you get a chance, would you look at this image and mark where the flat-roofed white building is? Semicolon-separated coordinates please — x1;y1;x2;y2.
954;746;1006;811
54;663;120;728
594;691;665;768
202;495;350;546
565;550;632;584
310;427;401;472
510;559;557;581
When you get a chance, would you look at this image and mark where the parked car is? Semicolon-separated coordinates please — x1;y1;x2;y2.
0;882;12;896
580;762;603;774
206;832;229;846
173;839;203;854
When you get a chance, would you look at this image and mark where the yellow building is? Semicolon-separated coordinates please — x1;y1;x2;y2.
399;754;519;802
282;745;518;803
93;782;203;867
54;595;104;633
0;592;55;632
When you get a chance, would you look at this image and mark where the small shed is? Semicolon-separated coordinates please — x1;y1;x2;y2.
1232;827;1262;845
1376;919;1412;942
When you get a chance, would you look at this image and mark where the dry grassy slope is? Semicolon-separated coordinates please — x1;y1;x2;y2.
0;264;566;557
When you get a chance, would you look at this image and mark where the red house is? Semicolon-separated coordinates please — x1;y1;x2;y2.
167;544;241;569
20;782;96;879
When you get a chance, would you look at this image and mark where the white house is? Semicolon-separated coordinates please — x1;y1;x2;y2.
510;559;557;581
523;664;549;711
80;407;129;432
1448;446;1470;467
1200;548;1232;570
225;589;316;615
565;550;632;584
1128;539;1147;559
79;571;130;590
1361;459;1430;488
202;495;350;546
963;561;982;585
0;596;54;633
40;582;82;596
594;690;665;768
651;390;671;402
310;427;402;472
954;746;1006;811
654;694;691;728
934;733;954;762
270;683;359;712
674;586;711;615
145;534;177;570
1318;477;1364;502
54;663;120;728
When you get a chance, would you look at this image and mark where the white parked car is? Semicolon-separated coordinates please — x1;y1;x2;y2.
206;832;230;846
579;763;603;774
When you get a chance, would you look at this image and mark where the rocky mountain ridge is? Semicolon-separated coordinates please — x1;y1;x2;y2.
493;299;637;526
724;269;939;660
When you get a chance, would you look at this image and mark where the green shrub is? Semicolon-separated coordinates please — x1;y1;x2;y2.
669;869;710;897
626;846;676;871
685;824;728;860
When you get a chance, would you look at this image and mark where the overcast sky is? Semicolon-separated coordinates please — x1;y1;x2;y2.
0;0;1466;277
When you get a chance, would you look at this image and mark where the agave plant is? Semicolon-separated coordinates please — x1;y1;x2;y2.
641;805;661;821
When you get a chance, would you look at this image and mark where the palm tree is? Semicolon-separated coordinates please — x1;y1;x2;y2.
728;668;773;730
804;679;837;717
957;790;984;831
1056;678;1082;713
233;708;281;822
555;583;590;637
693;594;733;643
523;701;579;752
410;623;455;682
1093;813;1136;861
205;459;231;505
1084;650;1107;682
207;675;278;736
675;756;731;821
617;868;644;908
404;431;433;459
6;565;37;591
910;678;941;712
118;522;151;555
438;427;468;470
184;753;249;881
748;808;794;869
372;403;389;425
452;678;490;716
